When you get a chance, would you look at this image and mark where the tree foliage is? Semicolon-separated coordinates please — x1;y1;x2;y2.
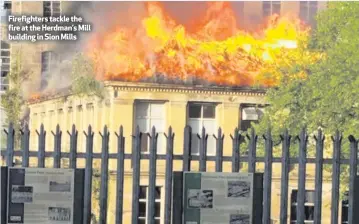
70;53;105;99
253;2;359;190
255;2;359;141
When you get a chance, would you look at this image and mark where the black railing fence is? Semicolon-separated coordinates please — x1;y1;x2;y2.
1;123;359;224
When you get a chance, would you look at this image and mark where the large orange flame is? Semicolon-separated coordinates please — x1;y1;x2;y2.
85;2;313;87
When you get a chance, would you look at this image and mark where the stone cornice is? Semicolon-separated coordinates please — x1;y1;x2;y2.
107;81;267;97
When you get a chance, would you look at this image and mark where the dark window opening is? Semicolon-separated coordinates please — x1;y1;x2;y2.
138;186;161;223
0;41;10;91
290;190;315;223
43;1;61;17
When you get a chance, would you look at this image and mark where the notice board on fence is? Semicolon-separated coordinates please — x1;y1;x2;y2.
183;172;255;224
6;167;84;224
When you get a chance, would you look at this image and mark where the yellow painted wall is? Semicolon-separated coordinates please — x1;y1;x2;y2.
25;82;340;223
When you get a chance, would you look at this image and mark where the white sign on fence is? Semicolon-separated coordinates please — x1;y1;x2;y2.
183;172;254;224
6;168;75;224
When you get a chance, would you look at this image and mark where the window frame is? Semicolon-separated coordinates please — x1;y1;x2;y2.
133;100;167;155
299;1;318;26
138;185;162;224
43;1;61;17
1;40;11;92
290;189;315;223
239;104;266;132
262;1;281;18
187;102;218;156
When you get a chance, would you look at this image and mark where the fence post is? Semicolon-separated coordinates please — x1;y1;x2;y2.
147;127;158;224
297;128;308;224
37;124;46;168
331;130;342;224
5;123;15;167
247;128;257;173
52;125;62;168
131;126;142;224
99;126;109;224
115;126;125;224
279;129;291;224
314;129;324;224
182;126;192;171
199;127;208;172
68;125;78;169
348;135;358;224
164;127;174;224
230;128;241;172
215;128;224;172
83;125;94;224
263;128;273;224
21;124;30;167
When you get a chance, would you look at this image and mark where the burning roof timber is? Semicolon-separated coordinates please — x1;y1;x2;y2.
29;2;318;104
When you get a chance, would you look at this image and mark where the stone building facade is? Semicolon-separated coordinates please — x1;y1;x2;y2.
1;1;346;224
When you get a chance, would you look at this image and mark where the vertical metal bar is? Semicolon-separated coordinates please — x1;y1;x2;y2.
279;129;291;224
215;128;224;172
5;123;15;167
348;135;358;224
199;127;208;172
131;126;142;224
99;126;110;224
69;124;78;169
172;172;184;224
147;127;158;224
247;128;257;173
37;124;46;168
314;129;324;224
230;128;241;172
21;124;30;167
83;125;94;224
263;128;273;224
297;128;308;224
182;126;192;171
164;127;174;224
115;126;125;224
331;130;342;224
53;125;62;168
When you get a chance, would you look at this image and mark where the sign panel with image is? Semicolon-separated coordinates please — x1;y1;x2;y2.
6;168;75;224
183;172;254;224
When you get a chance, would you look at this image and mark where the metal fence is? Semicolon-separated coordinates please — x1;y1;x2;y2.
1;123;358;224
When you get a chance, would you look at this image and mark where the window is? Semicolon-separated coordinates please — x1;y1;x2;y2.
138;186;161;224
187;103;217;155
1;41;10;91
240;106;264;131
290;190;315;223
341;191;349;224
43;1;61;17
134;101;165;154
300;1;318;26
263;1;281;17
41;51;58;89
1;1;11;22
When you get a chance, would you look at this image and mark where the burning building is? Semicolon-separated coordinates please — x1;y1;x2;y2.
1;1;340;223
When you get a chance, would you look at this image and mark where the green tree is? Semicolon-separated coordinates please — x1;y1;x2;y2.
70;53;105;99
254;2;359;191
1;50;32;148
